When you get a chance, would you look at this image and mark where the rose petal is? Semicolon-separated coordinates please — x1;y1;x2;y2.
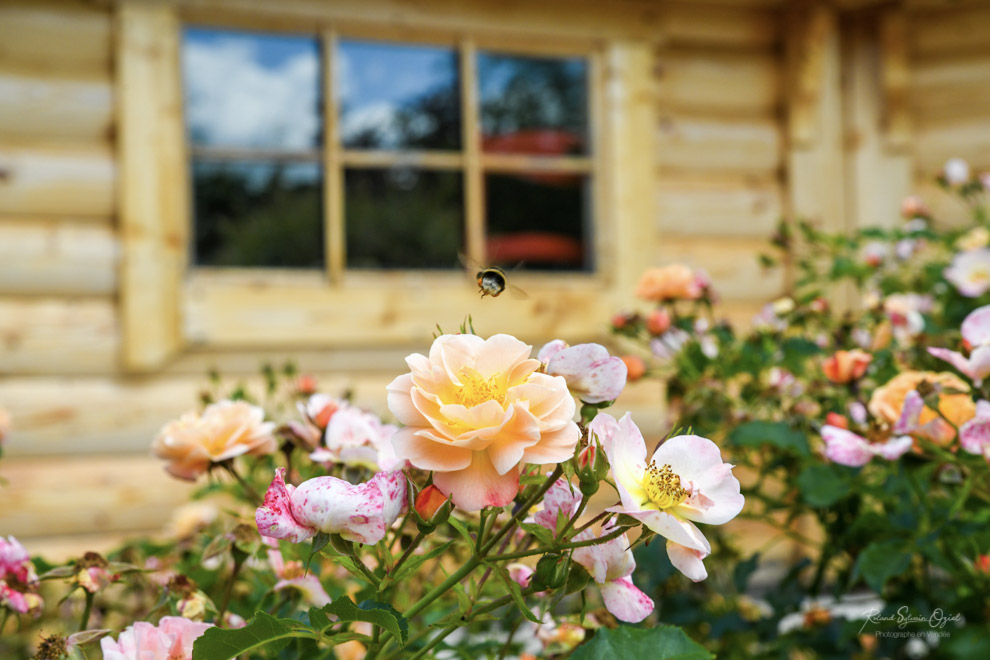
391;427;473;472
962;305;990;347
821;425;873;467
291;477;386;545
432;450;520;511
666;540;709;582
600;577;654;622
256;468;316;543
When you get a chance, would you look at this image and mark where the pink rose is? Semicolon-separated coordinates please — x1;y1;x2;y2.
572;522;654;622
256;468;406;545
100;616;213;660
538;340;627;404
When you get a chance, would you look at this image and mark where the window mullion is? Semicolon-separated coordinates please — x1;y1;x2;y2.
323;29;344;283
460;38;485;266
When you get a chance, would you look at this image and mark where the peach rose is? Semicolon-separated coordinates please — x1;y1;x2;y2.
869;371;976;442
635;265;703;301
822;349;872;383
152;400;277;480
387;334;580;511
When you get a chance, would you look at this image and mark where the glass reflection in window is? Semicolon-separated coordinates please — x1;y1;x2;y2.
485;173;591;272
338;40;460;150
345;168;463;269
478;53;588;156
183;27;322;150
193;161;323;268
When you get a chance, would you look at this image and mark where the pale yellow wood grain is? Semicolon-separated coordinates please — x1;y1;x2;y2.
0;69;113;146
0;220;118;296
0;144;115;218
0;4;112;77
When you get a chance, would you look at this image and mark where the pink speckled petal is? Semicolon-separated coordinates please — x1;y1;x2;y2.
600;577;654;622
666;540;709;582
255;468;316;543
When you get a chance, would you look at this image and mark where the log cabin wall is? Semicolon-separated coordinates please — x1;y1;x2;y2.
1;0;988;557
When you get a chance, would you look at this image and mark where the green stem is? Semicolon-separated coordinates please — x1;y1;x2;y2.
492;524;628;561
221;462;262;505
557;494;589;540
482;465;564;556
387;529;427;580
568;510;609;538
79;590;95;631
217;554;244;625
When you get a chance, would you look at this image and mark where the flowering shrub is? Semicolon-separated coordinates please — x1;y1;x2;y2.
2;330;732;659
611;160;990;657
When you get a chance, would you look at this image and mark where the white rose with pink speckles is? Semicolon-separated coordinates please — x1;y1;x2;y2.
537;340;627;404
255;468;406;545
572;522;654;623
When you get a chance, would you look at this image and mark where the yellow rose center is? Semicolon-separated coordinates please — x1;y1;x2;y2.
456;368;505;408
644;463;687;509
969;267;990;284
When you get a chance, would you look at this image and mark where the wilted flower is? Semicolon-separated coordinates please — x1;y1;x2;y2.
945;248;990;298
870;371;976;443
100;616;213;660
944;158;971;186
74;552;119;594
821;425;912;467
635;265;703;301
152;400;276;480
387;334;579;511
822;349;872;384
959;400;990;460
593;413;743;581
0;536;42;616
537;340;627;404
256;468;406;545
572;522;654;623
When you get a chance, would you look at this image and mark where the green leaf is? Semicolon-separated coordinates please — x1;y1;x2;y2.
489;562;541;623
797;464;851;507
447;517;476;545
306;532;331;574
571;625;712;660
321;599;409;647
191;611;306;660
517;521;555;546
855;541;912;592
728;421;809;456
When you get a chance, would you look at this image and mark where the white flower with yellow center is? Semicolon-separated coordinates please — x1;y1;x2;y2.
591;412;744;581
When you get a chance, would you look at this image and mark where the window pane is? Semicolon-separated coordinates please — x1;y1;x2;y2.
338;40;460;150
478;53;588;156
345;168;463;269
193;161;323;268
183;27;321;150
485;173;591;271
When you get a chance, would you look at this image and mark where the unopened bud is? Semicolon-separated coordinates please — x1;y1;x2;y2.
414;485;451;533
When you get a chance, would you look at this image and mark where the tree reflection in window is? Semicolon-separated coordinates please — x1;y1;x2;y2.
478;53;588;155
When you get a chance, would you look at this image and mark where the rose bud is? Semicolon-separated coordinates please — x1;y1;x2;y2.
825;412;848;430
645;309;671;335
976;554;990;574
822;349;872;383
414;485;450;525
296;374;318;395
621;355;647;382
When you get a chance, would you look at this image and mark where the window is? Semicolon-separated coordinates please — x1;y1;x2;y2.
181;28;595;274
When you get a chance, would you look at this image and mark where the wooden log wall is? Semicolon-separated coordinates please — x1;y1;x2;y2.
2;0;989;558
655;2;787;316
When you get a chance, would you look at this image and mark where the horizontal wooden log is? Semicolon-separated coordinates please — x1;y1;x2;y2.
663;2;780;49
183;272;616;349
656;115;783;174
0;145;115;218
0;68;114;145
910;54;990;123
0;366;669;457
0;5;112;76
656;174;784;236
0;221;117;296
657;48;781;117
914;117;990;174
653;236;784;302
0;297;119;375
910;5;990;57
0;455;195;539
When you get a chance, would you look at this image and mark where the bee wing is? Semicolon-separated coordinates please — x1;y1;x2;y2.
506;281;529;299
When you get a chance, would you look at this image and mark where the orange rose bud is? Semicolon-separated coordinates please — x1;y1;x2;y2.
825;412;848;430
976;554;990;574
611;313;630;330
415;485;447;521
645;309;672;335
621;355;647;382
822;349;872;383
296;374;318;395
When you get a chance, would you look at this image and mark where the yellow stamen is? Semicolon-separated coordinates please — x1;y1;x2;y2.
456;368;505;408
644;463;688;509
